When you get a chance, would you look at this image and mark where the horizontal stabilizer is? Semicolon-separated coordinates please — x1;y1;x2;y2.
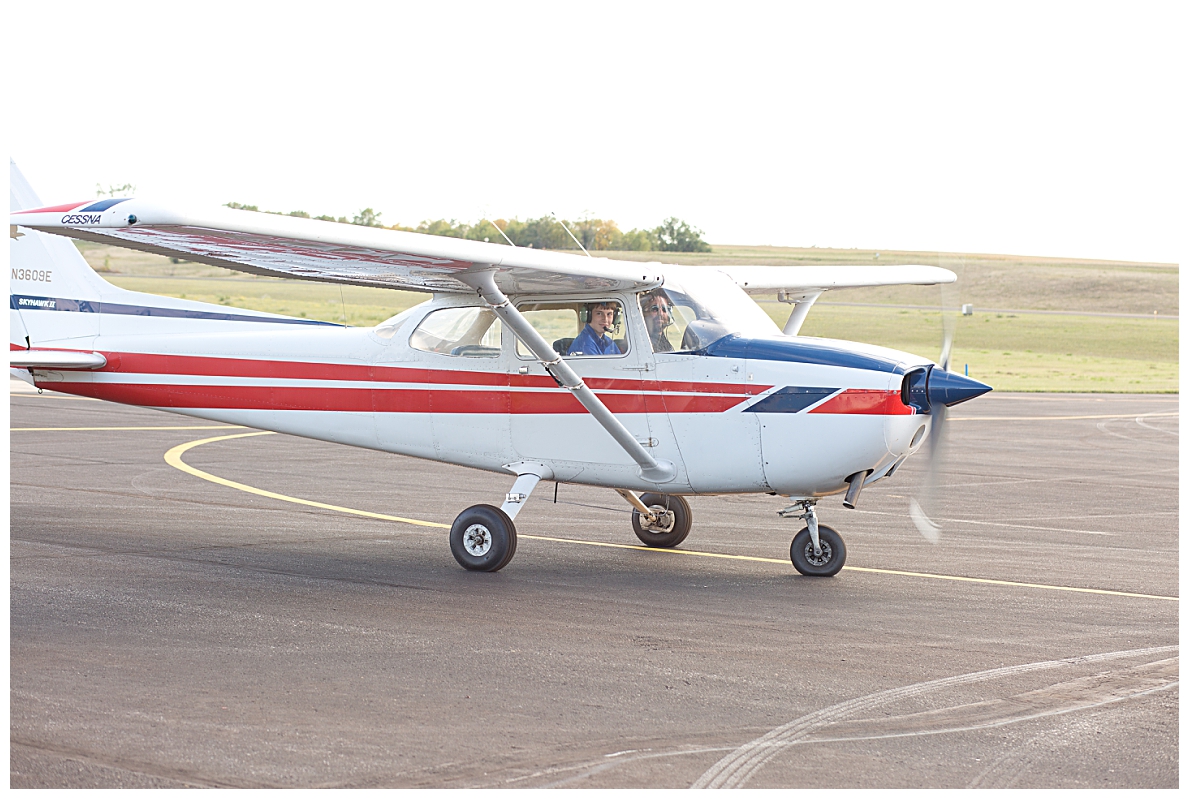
10;350;107;369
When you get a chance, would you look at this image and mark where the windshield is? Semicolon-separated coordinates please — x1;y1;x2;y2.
647;268;780;351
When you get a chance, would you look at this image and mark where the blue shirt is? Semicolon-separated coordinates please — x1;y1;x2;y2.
568;325;621;356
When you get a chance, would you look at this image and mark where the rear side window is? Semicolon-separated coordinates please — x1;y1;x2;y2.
409;307;502;357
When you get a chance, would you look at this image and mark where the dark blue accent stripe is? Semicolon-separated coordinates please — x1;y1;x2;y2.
11;295;339;326
744;386;840;413
697;335;906;374
79;198;129;212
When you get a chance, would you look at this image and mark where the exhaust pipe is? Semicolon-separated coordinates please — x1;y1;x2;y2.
843;471;871;509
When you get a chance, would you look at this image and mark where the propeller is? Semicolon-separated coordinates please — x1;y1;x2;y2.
909;275;982;542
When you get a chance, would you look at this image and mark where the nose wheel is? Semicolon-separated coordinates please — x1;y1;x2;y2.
779;499;847;576
790;524;846;576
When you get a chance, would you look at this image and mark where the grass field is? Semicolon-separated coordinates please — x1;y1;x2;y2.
76;241;1178;393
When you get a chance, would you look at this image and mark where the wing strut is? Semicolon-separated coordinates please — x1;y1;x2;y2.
461;269;676;484
778;290;822;336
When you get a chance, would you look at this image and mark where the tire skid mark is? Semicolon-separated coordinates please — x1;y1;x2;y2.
967;738;1038;789
692;645;1177;789
1135;416;1178;436
1096;418;1178;447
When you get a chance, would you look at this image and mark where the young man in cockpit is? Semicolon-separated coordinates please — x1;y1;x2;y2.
568;301;621;356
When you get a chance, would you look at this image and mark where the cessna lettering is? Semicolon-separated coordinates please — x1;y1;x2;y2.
60;214;102;225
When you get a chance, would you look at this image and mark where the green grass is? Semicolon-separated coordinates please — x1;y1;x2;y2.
107;276;425;328
785;305;1178;393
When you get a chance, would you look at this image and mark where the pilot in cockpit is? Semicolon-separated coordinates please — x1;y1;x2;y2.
640;289;675;353
568;301;622;356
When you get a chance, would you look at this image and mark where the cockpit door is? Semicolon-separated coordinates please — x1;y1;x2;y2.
508;296;687;487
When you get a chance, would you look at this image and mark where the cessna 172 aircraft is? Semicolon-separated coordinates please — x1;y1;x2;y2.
9;161;991;576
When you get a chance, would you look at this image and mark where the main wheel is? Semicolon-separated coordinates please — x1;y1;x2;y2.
631;493;692;548
450;504;517;572
790;525;846;577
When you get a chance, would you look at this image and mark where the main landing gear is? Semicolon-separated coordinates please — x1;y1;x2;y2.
449;470;544;572
448;476;696;571
620;490;692;548
780;500;847;577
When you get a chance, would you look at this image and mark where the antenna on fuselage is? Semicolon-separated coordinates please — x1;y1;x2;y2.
551;212;592;258
484;218;517;247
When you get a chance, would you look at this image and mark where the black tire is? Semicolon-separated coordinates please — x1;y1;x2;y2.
631;493;692;548
790;524;846;576
450;504;517;572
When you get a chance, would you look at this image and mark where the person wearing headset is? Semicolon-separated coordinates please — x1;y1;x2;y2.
568;301;622;356
640;289;675;352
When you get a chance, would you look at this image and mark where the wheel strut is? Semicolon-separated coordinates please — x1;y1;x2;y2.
779;500;822;556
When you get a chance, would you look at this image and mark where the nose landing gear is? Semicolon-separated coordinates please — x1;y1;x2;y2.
779;500;846;576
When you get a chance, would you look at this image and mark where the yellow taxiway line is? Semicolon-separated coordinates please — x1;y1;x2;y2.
163;432;1178;603
952;411;1179;422
164;432;447;529
13;425;246;432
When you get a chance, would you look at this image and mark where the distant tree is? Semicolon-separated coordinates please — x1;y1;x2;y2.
514;216;573;250
352;208;383;227
620;229;654;251
652;217;711;252
288;210;310;218
225;202;259;211
417;219;466;238
573;217;627;251
96;182;135;198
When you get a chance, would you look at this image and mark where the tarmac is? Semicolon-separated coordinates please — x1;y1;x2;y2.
9;382;1179;787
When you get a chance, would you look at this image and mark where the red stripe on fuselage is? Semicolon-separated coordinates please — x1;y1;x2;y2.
12;202;90;215
47;381;750;414
93;350;763;395
808;389;913;415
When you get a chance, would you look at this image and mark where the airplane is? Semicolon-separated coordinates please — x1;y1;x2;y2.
8;160;991;576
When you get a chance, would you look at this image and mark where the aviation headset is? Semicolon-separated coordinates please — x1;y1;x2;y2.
580;301;622;328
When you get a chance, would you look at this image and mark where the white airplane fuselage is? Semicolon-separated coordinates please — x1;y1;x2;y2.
17;289;934;500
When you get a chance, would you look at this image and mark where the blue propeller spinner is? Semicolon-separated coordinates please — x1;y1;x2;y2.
902;365;992;413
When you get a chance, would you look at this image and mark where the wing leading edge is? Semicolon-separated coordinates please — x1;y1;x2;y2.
12;198;956;298
721;264;956;301
11;199;665;295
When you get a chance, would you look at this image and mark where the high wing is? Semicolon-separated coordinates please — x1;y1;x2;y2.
11;197;955;299
718;264;956;336
721;264;956;301
11;199;665;295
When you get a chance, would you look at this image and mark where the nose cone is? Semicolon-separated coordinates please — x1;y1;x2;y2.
928;369;993;407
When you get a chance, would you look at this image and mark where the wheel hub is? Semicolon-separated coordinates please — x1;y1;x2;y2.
463;524;493;556
802;540;833;567
641;506;675;534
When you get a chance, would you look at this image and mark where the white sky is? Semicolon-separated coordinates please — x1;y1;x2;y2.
6;1;1185;263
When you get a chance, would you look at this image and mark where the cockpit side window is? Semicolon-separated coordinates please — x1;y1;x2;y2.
409;306;503;357
515;301;629;358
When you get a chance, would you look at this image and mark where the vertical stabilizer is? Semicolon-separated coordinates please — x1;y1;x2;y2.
10;159;115;349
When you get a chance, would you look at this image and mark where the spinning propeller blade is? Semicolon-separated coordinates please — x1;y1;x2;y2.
909;272;985;541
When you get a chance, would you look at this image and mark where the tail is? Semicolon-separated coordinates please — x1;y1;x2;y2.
10;159;117;356
10;160;339;382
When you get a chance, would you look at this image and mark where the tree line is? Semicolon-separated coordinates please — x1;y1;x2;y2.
224;203;711;252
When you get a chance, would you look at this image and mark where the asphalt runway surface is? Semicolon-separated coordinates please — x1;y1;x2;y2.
10;383;1179;788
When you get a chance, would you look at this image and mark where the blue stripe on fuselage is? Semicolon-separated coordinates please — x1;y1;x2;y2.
744;386;840;413
10;295;339;326
79;198;130;213
695;335;906;374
